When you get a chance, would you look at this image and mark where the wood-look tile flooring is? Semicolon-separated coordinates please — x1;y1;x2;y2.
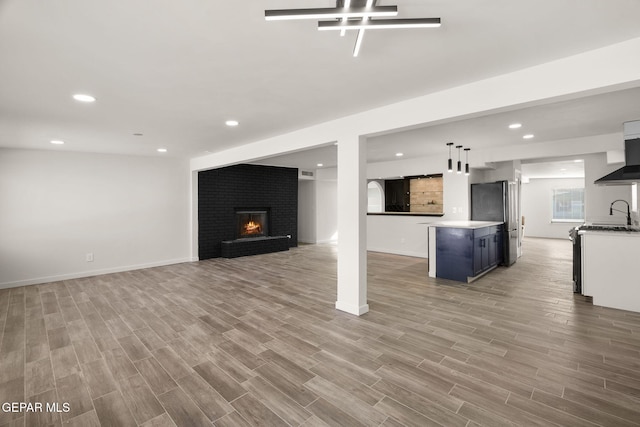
2;238;640;426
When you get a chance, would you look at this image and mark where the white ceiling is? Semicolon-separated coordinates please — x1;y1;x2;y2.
256;87;640;171
521;160;585;180
2;1;640;161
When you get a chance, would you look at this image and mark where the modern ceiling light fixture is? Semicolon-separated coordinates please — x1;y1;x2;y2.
508;123;522;129
225;120;239;127
265;5;397;21
446;142;454;173
340;0;351;36
523;134;535;139
353;0;373;57
456;145;463;174
318;17;442;31
265;0;441;57
464;148;471;176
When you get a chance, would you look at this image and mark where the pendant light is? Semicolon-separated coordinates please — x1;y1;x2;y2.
464;148;470;176
456;145;463;174
446;142;453;172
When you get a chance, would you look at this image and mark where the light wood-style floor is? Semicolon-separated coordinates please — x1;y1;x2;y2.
1;238;640;426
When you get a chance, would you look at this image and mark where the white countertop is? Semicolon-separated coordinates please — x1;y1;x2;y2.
426;220;504;229
578;230;640;237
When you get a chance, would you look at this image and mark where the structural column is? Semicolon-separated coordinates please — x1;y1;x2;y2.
335;134;369;316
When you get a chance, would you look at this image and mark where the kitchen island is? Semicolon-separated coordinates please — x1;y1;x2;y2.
427;221;504;282
580;228;640;313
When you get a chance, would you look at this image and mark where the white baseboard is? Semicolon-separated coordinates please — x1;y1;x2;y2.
297;239;316;244
296;239;338;245
335;301;369;316
366;247;428;259
0;257;192;290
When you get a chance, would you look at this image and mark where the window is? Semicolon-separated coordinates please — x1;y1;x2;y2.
552;188;584;221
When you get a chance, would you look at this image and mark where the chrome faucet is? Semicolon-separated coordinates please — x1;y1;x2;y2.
610;199;631;226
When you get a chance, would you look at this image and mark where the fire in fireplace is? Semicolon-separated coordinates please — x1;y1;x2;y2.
236;210;269;239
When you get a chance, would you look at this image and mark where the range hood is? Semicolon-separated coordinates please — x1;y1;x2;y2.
595;120;640;185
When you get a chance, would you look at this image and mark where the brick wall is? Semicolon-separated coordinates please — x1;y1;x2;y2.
198;164;298;259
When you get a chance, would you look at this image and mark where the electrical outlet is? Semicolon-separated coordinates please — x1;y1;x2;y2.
86;253;94;262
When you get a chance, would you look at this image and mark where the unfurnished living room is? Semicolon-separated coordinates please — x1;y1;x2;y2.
2;1;640;426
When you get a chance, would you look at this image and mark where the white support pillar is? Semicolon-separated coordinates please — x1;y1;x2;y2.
335;134;369;316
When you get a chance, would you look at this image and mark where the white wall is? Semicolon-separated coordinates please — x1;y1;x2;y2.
367;215;431;258
520;152;636;239
366;155;469;258
584;153;631;224
297;179;317;243
521;177;585;239
297;156;470;255
295;169;338;244
482;160;522;182
0;148;190;288
315;175;338;243
318;142;637;255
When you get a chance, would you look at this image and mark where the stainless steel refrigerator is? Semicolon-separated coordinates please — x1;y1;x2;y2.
470;181;519;266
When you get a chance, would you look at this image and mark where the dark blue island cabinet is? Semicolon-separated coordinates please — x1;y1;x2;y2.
429;222;504;282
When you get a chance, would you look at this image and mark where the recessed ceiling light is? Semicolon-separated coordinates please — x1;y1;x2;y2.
133;133;143;136
225;120;239;127
157;148;167;153
50;140;64;145
396;152;404;157
508;123;522;129
574;159;583;163
72;94;96;103
560;168;567;171
523;134;534;139
317;163;323;167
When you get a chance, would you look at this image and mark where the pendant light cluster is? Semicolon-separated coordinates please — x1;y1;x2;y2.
446;142;471;176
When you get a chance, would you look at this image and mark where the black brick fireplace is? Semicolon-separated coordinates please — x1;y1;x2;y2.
198;164;298;259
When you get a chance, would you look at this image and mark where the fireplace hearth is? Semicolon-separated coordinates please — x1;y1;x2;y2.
236;210;269;239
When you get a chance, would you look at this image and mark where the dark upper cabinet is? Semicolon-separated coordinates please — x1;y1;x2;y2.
385;179;410;212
